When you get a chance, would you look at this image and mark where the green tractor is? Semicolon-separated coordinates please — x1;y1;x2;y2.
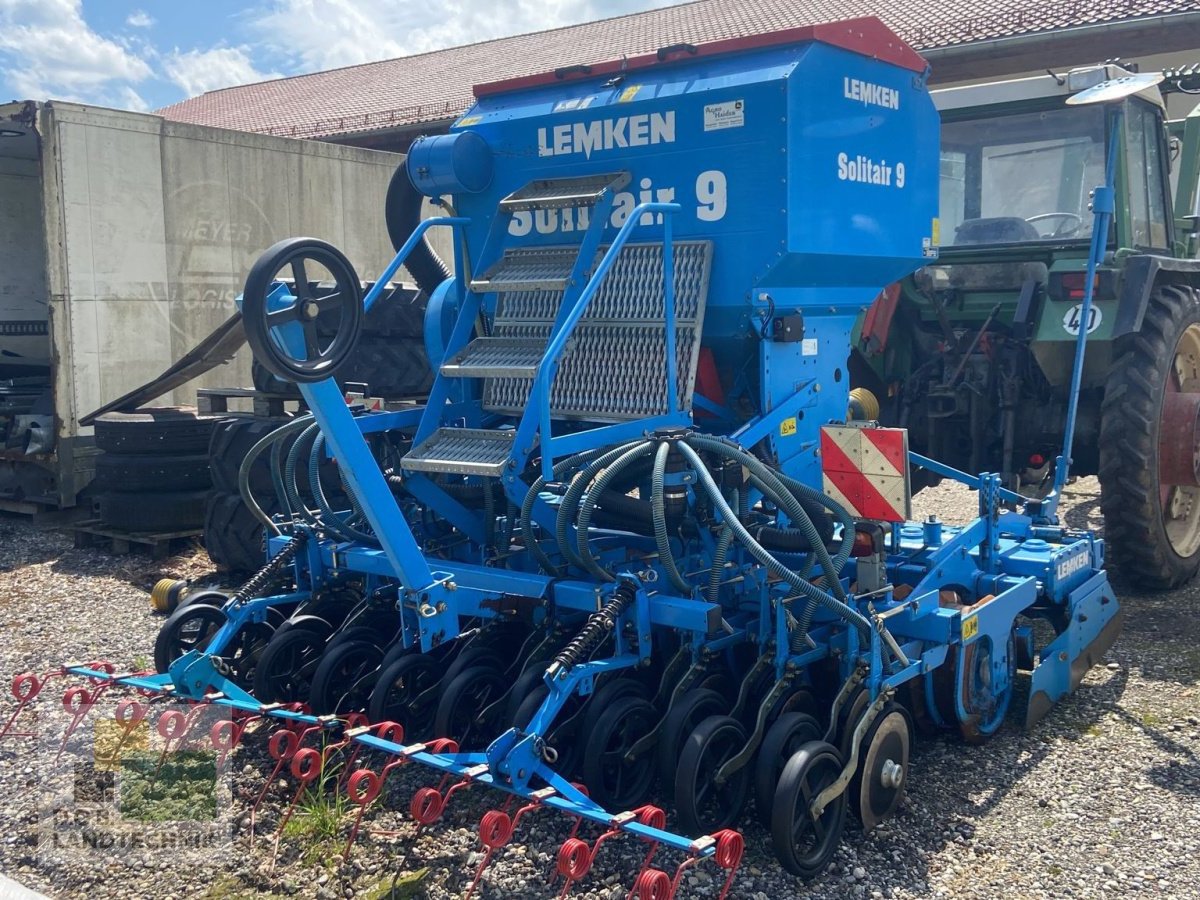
852;63;1200;589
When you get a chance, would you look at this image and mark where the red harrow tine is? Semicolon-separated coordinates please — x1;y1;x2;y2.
462;787;559;900
634;830;745;900
339;721;406;861
52;662;117;764
626;806;667;900
147;708;193;786
104;698;149;764
250;727;302;843
270;747;324;873
555;805;664;899
0;671;50;740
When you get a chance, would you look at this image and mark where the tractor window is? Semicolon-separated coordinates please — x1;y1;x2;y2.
1125;100;1171;249
940;105;1106;246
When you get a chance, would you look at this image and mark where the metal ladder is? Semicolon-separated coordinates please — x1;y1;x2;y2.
402;173;710;479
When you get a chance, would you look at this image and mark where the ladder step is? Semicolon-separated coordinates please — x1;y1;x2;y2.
440;336;544;378
402;428;516;477
470;246;579;294
500;172;631;212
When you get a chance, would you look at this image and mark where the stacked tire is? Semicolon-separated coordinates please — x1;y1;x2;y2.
93;408;220;532
205;417;287;573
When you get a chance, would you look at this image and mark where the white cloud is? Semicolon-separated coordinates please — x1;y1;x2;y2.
0;0;151;108
249;0;677;73
126;9;154;28
164;46;280;96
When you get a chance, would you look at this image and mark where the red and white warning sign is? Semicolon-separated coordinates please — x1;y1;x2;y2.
820;425;911;522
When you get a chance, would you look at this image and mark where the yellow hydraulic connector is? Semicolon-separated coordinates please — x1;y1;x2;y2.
848;387;881;422
150;578;188;614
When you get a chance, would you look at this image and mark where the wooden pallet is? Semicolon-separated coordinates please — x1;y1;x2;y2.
69;518;201;559
196;387;303;418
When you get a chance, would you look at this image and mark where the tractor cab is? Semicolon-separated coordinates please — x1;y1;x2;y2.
853;63;1200;589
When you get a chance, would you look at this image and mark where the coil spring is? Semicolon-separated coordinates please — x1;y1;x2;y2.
230;533;307;605
551;581;638;673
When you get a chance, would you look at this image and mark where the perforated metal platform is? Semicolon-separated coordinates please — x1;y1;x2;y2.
402;428;517;476
440;336;544;378
470;246;588;294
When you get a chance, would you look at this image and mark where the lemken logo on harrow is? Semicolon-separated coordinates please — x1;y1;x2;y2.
537;112;676;158
1056;548;1091;582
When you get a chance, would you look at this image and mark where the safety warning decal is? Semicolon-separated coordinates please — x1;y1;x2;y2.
820;425;912;523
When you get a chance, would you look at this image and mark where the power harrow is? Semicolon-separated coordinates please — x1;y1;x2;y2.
6;17;1126;896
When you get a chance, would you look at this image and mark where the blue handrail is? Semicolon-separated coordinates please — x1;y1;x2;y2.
362;216;471;312
531;202;683;479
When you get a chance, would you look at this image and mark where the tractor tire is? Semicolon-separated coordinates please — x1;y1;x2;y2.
339;336;432;398
98;489;208;532
251;359;301;397
208;417;291;494
94;452;211;493
204;491;272;573
94;407;222;456
1099;282;1200;589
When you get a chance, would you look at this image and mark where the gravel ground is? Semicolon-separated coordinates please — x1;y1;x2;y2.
0;477;1197;900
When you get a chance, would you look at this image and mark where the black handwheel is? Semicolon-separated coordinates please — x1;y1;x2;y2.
368;653;442;739
252;624;328;703
657;687;730;785
581;695;658;810
771;740;847;879
309;640;385;715
674;714;751;836
242;238;363;384
434;665;508;748
854;702;912;830
754;712;822;827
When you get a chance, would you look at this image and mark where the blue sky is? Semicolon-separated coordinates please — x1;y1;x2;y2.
0;0;681;112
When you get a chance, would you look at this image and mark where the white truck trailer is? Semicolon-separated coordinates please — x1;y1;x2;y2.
0;100;406;510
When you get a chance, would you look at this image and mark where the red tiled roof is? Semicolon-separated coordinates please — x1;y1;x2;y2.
158;0;1200;139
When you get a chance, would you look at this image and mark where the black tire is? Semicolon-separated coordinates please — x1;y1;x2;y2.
579;676;650;739
754;712;823;827
309;640;384;714
204;491;271;572
433;665;507;749
657;687;729;786
339;336;432;399
154;603;224;673
95;452;211;493
368;653;442;739
1100;282;1200;589
94;407;222;456
674;714;751;836
251;359;302;397
208;417;291;494
771;741;847;879
362;286;427;338
153;603;274;689
580;694;658;811
99;489;207;532
252;625;328;704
